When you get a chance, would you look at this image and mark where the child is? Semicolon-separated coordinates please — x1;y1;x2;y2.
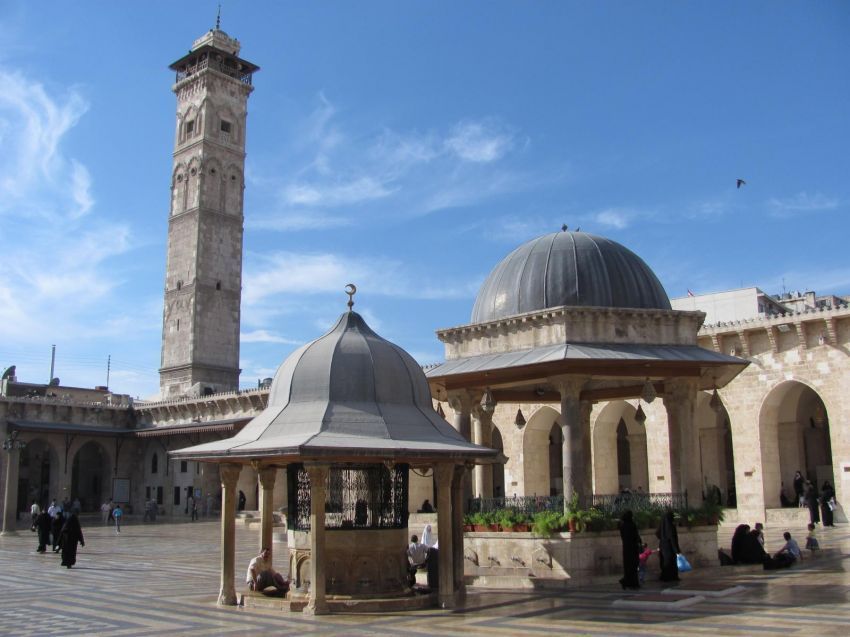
638;543;656;584
805;523;819;551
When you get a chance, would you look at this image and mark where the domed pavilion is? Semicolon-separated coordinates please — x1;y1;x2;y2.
173;291;497;614
426;229;747;508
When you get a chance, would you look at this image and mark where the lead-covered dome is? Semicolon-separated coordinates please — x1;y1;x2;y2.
471;230;671;323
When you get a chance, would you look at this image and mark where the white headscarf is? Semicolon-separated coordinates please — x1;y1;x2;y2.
422;523;436;547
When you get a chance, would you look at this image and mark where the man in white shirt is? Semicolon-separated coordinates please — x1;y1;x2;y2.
246;548;289;593
407;534;430;586
775;531;802;564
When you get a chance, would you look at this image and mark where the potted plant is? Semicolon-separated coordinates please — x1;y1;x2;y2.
532;510;563;537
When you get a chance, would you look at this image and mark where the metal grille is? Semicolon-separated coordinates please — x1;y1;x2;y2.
591;492;688;516
469;494;564;516
469;492;688;516
287;463;409;531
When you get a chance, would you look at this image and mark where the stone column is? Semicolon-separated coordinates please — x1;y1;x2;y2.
258;466;277;554
580;400;593;498
434;462;456;608
448;391;476;509
304;464;329;616
1;446;20;536
218;463;242;606
663;380;699;501
715;417;729;497
451;464;467;592
472;404;494;499
551;376;587;504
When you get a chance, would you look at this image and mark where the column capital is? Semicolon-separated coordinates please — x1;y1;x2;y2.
446;389;481;415
219;463;242;489
258;466;277;490
305;463;330;484
548;375;590;398
663;378;698;404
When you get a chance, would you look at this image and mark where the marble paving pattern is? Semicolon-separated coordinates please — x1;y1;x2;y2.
0;517;848;636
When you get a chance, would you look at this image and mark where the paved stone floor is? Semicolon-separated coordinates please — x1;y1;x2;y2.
0;516;848;636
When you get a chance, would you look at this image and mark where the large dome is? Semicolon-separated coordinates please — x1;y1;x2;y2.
471;230;671;323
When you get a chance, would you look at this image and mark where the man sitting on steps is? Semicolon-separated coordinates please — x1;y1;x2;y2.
246;547;289;594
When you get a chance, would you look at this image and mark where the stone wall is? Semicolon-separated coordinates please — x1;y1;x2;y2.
463;526;718;588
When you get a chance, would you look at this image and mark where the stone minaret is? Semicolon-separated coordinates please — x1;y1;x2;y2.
159;25;259;399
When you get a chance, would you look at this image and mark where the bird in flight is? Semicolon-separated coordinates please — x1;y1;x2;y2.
736;179;747;189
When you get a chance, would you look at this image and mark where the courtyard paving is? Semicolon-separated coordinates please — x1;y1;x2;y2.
0;515;848;636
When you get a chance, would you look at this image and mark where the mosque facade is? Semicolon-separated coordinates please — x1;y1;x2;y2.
2;25;848;536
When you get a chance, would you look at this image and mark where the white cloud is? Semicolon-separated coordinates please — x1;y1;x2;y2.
0;70;93;220
241;330;301;345
243;251;479;306
594;208;632;230
247;211;353;231
282;176;395;207
768;192;841;217
255;97;527;227
445;120;514;163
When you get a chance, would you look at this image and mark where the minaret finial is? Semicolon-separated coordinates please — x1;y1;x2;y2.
345;283;357;310
561;224;568;232
215;4;221;30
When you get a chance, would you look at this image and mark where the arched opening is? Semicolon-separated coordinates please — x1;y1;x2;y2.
694;392;737;507
71;441;110;512
758;380;833;508
522;406;562;497
592;401;649;494
548;423;563;496
491;426;505;498
17;438;57;510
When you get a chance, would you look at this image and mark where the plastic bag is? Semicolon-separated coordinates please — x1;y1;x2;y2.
676;553;693;572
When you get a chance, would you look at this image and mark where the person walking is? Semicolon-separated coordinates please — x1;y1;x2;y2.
113;504;123;533
100;501;111;525
59;513;85;568
618;510;641;590
238;490;247;512
34;510;52;553
30;501;41;529
805;481;820;526
793;470;805;507
820;481;836;527
657;510;681;582
50;510;64;552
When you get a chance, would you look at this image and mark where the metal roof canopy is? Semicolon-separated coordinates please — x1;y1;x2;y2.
426;341;748;402
171;310;499;467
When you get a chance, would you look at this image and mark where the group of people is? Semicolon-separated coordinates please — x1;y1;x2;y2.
786;472;838;527
618;509;681;590
407;524;438;588
30;499;86;568
729;522;804;569
99;500;124;532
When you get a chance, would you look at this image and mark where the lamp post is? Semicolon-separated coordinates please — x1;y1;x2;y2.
2;431;26;535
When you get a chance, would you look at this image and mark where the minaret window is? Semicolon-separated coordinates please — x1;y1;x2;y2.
216;281;222;291
220;120;232;143
186;119;195;137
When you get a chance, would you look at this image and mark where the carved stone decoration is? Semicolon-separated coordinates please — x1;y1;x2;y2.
532;546;552;569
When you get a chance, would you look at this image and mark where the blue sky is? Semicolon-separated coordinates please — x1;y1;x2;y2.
1;1;848;399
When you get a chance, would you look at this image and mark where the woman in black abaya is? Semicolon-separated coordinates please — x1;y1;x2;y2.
658;510;681;582
618;510;641;589
821;481;835;527
59;513;85;568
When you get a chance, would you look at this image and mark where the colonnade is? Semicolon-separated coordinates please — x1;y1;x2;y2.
447;376;701;503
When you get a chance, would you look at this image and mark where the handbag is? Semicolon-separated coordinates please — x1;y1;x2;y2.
676;553;693;572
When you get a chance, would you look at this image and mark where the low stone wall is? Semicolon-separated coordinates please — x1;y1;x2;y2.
463;526;718;588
